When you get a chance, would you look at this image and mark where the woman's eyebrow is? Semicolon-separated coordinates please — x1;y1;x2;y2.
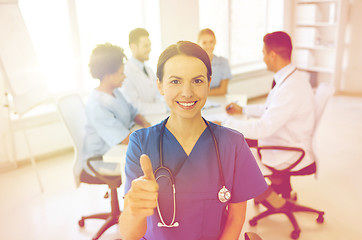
192;75;206;79
168;75;182;79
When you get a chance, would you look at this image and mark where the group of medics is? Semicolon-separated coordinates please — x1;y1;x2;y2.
79;27;316;239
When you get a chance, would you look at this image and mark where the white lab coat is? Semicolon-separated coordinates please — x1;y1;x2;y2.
224;65;315;171
120;58;167;115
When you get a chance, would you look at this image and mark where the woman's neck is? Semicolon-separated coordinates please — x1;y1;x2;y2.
96;83;115;96
208;53;213;62
166;114;206;155
167;114;205;133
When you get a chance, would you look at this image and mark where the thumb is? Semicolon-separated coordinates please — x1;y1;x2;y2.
140;154;155;180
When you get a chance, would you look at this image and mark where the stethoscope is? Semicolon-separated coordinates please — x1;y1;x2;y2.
154;117;231;228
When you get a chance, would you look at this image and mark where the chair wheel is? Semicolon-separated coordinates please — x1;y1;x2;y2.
78;219;85;227
291;192;298;201
249;219;258;226
291;230;300;239
317;214;324;223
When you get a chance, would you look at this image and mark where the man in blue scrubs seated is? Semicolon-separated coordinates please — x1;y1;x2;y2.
119;41;268;240
80;43;151;182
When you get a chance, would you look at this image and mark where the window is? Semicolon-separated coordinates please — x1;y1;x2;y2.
19;0;76;94
199;0;284;74
75;0;161;92
18;0;161;95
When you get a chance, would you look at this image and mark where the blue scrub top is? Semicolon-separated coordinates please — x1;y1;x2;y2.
210;55;232;89
83;89;138;160
124;119;267;240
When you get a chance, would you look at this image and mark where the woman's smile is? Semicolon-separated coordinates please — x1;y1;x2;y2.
177;101;198;108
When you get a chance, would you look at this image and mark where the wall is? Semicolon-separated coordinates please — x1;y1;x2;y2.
159;0;200;49
339;0;362;94
0;64;10;164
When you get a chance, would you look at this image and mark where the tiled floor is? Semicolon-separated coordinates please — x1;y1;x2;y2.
0;95;362;240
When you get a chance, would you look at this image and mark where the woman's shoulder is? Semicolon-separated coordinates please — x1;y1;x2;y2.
131;120;164;140
85;90;104;110
209;121;245;142
213;55;229;64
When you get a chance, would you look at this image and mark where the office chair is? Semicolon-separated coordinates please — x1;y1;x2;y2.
57;94;122;240
244;232;263;240
249;82;334;239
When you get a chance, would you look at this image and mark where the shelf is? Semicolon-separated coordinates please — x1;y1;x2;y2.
294;45;336;51
297;66;334;73
297;0;337;4
293;0;344;86
296;22;336;27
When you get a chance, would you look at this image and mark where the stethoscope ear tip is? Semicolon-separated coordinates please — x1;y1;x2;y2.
157;222;179;228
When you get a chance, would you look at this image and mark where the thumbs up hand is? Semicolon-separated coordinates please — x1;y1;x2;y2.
124;154;159;217
140;154;155;180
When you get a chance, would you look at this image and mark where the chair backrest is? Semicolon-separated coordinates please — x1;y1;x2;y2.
313;82;335;133
57;94;86;186
311;82;334;172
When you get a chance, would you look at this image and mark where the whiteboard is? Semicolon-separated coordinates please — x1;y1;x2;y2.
0;3;49;116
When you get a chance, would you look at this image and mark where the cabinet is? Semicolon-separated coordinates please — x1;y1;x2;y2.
291;0;346;88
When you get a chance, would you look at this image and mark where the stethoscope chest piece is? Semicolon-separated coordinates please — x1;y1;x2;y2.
218;186;231;203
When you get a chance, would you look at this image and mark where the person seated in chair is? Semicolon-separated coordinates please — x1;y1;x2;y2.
221;31;316;199
80;43;151;181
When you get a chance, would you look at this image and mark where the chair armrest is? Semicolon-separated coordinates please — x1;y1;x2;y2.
255;146;305;173
86;156;120;186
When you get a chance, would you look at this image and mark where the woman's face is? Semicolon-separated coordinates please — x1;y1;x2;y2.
198;34;216;58
157;55;210;121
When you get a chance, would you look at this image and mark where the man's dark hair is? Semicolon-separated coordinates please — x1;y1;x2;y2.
129;28;149;46
263;31;293;60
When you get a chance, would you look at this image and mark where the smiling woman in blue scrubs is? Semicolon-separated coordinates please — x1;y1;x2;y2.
119;41;268;240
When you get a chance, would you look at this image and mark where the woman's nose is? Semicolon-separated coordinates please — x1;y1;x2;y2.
181;83;193;98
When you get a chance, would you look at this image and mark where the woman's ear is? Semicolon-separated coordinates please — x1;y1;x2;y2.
157;78;164;95
208;77;211;92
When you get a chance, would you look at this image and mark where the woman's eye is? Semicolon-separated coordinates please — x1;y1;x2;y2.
194;79;204;84
171;79;180;84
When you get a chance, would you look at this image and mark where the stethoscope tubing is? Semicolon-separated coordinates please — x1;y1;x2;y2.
154;117;230;228
156;116;226;187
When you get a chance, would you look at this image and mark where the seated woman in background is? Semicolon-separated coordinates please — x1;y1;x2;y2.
119;41;267;240
82;43;151;167
197;28;232;96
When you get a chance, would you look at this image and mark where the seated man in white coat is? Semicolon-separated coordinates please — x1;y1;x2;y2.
223;31;315;199
120;28;167;115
